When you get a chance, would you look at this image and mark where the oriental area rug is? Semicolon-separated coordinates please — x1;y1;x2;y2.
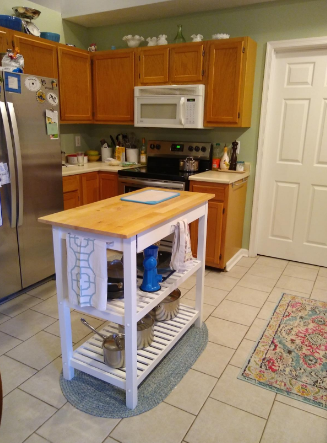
239;294;327;410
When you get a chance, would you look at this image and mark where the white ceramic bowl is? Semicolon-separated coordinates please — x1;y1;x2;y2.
212;33;230;39
123;35;144;48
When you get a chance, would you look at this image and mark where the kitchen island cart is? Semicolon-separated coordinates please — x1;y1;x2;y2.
39;187;213;409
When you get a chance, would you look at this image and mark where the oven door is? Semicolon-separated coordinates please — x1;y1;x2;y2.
118;177;186;195
134;96;185;128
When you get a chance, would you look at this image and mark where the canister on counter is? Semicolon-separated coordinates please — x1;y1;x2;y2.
236;161;245;172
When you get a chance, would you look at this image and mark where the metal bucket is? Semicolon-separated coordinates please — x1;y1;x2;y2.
119;314;154;349
150;288;181;321
80;318;125;368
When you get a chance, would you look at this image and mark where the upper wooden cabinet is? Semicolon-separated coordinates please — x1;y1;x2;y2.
138;47;169;85
170;43;204;83
12;33;58;78
58;46;92;123
136;43;205;85
205;37;257;127
0;27;11;52
92;49;135;124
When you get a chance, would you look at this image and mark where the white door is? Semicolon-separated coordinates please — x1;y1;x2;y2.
256;47;327;266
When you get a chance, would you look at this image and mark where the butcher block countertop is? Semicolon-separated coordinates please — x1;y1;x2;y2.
39;188;214;239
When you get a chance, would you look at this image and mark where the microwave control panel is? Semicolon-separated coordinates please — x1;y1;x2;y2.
185;98;196;125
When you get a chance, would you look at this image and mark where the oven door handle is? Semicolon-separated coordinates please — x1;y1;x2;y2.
119;177;185;190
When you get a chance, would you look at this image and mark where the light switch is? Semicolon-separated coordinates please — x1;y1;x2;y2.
75;135;81;147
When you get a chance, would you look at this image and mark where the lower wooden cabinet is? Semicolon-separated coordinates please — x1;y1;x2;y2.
80;172;99;205
190;178;247;269
99;172;118;200
62;175;81;210
63;171;119;210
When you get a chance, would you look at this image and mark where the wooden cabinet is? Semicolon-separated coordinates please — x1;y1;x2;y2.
58;46;92;123
81;172;99;205
0;26;11;52
12;33;58;78
138;47;169;85
137;43;204;85
204;37;257;127
92;49;135;124
62;175;81;210
190;178;247;269
170;43;204;83
99;172;118;200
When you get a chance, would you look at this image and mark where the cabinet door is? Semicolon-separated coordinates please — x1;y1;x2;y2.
93;50;134;123
63;190;80;210
191;201;224;266
138;47;169;85
0;27;11;52
170;43;204;83
99;173;118;200
205;39;244;125
58;47;92;122
81;172;99;205
12;33;58;78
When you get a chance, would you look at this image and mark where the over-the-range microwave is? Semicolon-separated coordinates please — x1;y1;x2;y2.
134;84;208;129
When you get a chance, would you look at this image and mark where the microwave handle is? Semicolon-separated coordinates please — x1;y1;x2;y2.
180;97;185;126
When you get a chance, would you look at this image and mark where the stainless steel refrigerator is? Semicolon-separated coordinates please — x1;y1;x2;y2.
0;72;63;301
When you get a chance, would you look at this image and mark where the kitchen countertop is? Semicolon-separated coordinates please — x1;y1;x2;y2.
62;162;140;177
39;187;214;238
189;162;250;184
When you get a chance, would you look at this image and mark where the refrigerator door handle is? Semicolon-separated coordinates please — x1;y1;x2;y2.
7;102;23;227
0;102;17;228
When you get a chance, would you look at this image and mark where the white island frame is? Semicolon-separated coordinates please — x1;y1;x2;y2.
50;198;208;409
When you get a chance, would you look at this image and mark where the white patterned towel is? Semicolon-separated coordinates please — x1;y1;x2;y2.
66;233;108;311
170;220;193;271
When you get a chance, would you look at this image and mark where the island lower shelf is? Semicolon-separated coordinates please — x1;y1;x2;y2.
71;304;198;390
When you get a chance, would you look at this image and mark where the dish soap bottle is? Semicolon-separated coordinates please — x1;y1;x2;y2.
229;140;238;171
212;143;221;171
140;138;147;165
220;145;230;170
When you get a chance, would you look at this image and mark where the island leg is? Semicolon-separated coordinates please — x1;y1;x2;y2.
123;236;138;409
195;203;208;328
52;227;74;380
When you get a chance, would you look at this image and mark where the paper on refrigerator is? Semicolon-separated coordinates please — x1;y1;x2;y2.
0;162;10;187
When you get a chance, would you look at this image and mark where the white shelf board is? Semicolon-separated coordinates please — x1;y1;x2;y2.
70;259;201;324
70;304;198;390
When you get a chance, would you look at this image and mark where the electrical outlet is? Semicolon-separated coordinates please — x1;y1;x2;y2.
236;140;240;154
75;135;81;147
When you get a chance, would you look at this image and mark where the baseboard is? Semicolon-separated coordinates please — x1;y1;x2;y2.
226;249;249;271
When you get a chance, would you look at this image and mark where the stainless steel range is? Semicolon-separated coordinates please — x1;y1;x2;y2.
118;140;212;194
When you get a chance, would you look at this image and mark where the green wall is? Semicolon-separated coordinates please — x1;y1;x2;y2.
1;0;88;48
86;0;327;249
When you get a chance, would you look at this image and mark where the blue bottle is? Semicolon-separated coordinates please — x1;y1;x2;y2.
140;245;163;292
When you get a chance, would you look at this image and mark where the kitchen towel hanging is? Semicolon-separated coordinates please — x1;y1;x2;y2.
170;220;193;271
66;233;107;311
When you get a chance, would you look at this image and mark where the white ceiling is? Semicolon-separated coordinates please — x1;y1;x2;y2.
32;0;278;28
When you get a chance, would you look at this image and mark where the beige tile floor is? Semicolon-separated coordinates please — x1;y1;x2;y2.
1;257;327;443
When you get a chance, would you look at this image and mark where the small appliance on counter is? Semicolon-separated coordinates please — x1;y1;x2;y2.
140;245;163;292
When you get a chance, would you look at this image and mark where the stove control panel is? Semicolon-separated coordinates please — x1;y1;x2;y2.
147;140;211;159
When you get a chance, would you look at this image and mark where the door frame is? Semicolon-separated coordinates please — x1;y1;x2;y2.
249;35;327;258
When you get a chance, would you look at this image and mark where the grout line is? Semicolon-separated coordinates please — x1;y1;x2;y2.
208;396;269;421
274;398;327;421
258;394;277;442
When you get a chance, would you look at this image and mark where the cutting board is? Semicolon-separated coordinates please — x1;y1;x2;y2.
120;189;180;205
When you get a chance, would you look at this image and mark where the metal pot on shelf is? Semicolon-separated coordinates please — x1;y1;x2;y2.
80;318;125;368
118;314;155;349
179;157;199;172
150;288;181;321
107;259;124;299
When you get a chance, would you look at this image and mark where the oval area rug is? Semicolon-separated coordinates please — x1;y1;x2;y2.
60;323;208;418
